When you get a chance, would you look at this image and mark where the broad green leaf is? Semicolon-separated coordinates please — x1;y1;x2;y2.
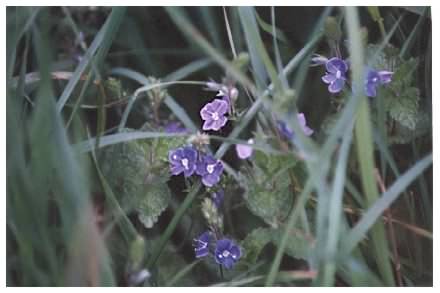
98;129;174;229
239;228;272;267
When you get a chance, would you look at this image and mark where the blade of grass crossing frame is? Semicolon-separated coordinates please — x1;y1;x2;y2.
265;179;314;286
400;7;428;59
321;123;354;285
146;182;201;270
345;7;395;286
341;154;432;256
111;67;201;132
238;7;282;92
56;7;126;112
164;7;257;95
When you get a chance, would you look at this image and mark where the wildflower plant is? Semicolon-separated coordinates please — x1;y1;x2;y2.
6;6;432;288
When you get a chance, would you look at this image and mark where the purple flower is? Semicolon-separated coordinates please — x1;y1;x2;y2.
164;122;188;133
211;189;224;208
235;139;254;159
193;231;212;258
322;57;348;94
297;113;314;136
365;69;394;97
196;154;224;187
200;99;229;131
214;238;241;269
168;146;198;177
276;113;314;140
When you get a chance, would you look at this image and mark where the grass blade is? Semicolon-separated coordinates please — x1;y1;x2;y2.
341;154;432;256
56;7;126;112
345;7;395;286
265;179;313;286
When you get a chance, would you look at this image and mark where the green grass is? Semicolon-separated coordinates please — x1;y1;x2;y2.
6;6;432;287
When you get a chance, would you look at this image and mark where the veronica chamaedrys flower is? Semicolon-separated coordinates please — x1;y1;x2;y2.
164;121;188;133
235;139;254;159
168;146;198;177
200;99;229;131
322;57;348;94
214;238;241;269
365;69;394;97
196;154;224;187
193;231;212;258
211;189;224;208
276;113;314;140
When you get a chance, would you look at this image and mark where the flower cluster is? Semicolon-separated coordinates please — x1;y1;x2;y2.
193;231;242;269
314;55;393;97
169;146;224;187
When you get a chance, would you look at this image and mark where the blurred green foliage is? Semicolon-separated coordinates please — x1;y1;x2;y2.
6;6;432;287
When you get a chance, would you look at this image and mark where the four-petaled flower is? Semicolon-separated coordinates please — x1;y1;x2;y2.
365;69;393;97
196;154;224;187
193;231;212;258
214;238;242;269
322;57;348;94
276;113;314;140
235;139;254;159
168;146;198;177
211;189;224;209
200;99;229;131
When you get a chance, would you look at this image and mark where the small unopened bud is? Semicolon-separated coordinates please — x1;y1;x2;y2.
187;132;210;147
310;54;328;67
201;198;223;231
206;81;221;91
229;87;239;102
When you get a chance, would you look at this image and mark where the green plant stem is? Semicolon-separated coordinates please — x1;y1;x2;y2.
146;181;201;270
345;7;395;286
265;179;313;286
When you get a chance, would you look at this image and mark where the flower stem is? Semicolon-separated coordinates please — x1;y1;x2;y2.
147;181;202;270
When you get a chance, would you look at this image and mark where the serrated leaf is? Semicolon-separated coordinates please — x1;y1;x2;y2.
239;226;312;269
242;151;298;227
137;182;171;228
388;109;431;144
239;227;273;267
387;87;420;130
98;128;172;228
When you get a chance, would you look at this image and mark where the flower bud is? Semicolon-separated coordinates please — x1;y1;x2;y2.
201;198;223;231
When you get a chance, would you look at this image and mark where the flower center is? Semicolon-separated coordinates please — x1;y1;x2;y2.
222;250;230;257
211;112;219;121
207;164;215;174
372;77;378;83
336;70;342;79
181;158;189;169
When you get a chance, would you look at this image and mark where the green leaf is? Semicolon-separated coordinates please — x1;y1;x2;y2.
98;129;173;229
239;226;312;270
255;10;288;43
137;182;171;228
239;228;273;267
386;86;420;130
271;225;312;260
242;151;298;227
